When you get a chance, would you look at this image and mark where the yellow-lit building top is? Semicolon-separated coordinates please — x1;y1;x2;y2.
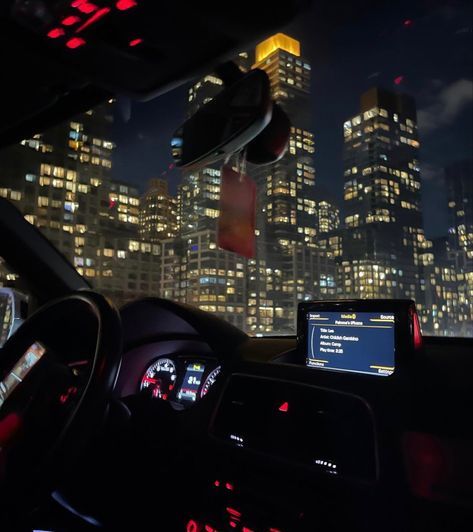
255;33;301;62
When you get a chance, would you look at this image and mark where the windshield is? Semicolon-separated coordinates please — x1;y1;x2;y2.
0;0;471;337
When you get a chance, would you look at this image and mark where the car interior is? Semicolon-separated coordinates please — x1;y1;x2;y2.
0;1;472;531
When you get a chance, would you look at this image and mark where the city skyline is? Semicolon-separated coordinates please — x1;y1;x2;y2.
110;0;472;240
0;27;471;337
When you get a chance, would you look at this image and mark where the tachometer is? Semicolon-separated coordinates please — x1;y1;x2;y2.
200;366;222;398
140;358;177;400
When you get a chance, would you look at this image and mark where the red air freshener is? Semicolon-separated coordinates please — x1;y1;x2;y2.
217;164;256;258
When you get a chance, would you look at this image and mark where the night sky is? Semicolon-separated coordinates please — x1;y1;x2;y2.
112;0;472;239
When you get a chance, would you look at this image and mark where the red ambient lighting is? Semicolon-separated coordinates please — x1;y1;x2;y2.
72;1;97;14
48;27;65;38
225;482;234;491
59;386;78;404
403;432;448;500
186;520;198;532
0;412;22;446
62;15;80;26
229;522;237;529
278;401;289;412
226;507;242;518
116;0;137;10
213;480;220;487
204;526;216;532
411;308;423;350
66;37;86;49
242;528;255;532
76;7;111;32
394;75;404;85
404;19;413;27
129;38;143;47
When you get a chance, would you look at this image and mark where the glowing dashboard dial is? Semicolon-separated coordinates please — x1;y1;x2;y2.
200;365;222;398
140;358;177;400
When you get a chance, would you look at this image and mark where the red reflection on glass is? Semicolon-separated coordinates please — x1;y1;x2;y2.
116;0;137;10
404;19;413;27
394;75;404;85
76;7;110;32
73;1;97;14
129;38;143;47
204;526;215;532
229;522;237;529
242;528;255;532
213;480;220;487
62;15;80;26
226;507;241;518
225;482;234;491
66;37;86;49
47;28;65;38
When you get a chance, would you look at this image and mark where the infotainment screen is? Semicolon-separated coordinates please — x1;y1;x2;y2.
305;310;395;376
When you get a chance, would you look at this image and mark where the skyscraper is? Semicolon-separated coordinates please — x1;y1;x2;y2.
317;198;340;234
251;33;335;332
252;33;316;248
169;52;253;330
179;52;251;235
446;160;473;265
340;87;428;300
139;178;178;242
174;43;322;333
0;103;160;306
445;160;473;334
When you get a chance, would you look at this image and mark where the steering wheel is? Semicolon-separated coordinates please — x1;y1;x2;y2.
0;291;122;527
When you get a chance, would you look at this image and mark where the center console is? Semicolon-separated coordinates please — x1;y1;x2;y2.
210;374;377;482
193;299;422;531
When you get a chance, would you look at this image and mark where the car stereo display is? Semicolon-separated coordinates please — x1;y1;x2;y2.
305;311;395;376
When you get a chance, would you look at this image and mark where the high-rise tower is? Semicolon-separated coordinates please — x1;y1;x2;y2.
340;87;428;300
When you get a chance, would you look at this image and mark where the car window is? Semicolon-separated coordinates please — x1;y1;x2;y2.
0;259;30;346
0;0;471;337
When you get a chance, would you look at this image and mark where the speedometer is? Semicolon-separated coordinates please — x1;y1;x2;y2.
140;358;177;400
200;366;222;398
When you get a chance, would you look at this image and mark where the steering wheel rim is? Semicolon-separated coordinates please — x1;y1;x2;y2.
0;290;122;525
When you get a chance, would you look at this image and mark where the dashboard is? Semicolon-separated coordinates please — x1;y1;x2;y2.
107;297;473;532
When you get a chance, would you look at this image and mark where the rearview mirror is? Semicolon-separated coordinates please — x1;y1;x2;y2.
172;69;272;169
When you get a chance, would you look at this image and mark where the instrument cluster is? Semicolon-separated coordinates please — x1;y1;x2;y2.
139;355;221;408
